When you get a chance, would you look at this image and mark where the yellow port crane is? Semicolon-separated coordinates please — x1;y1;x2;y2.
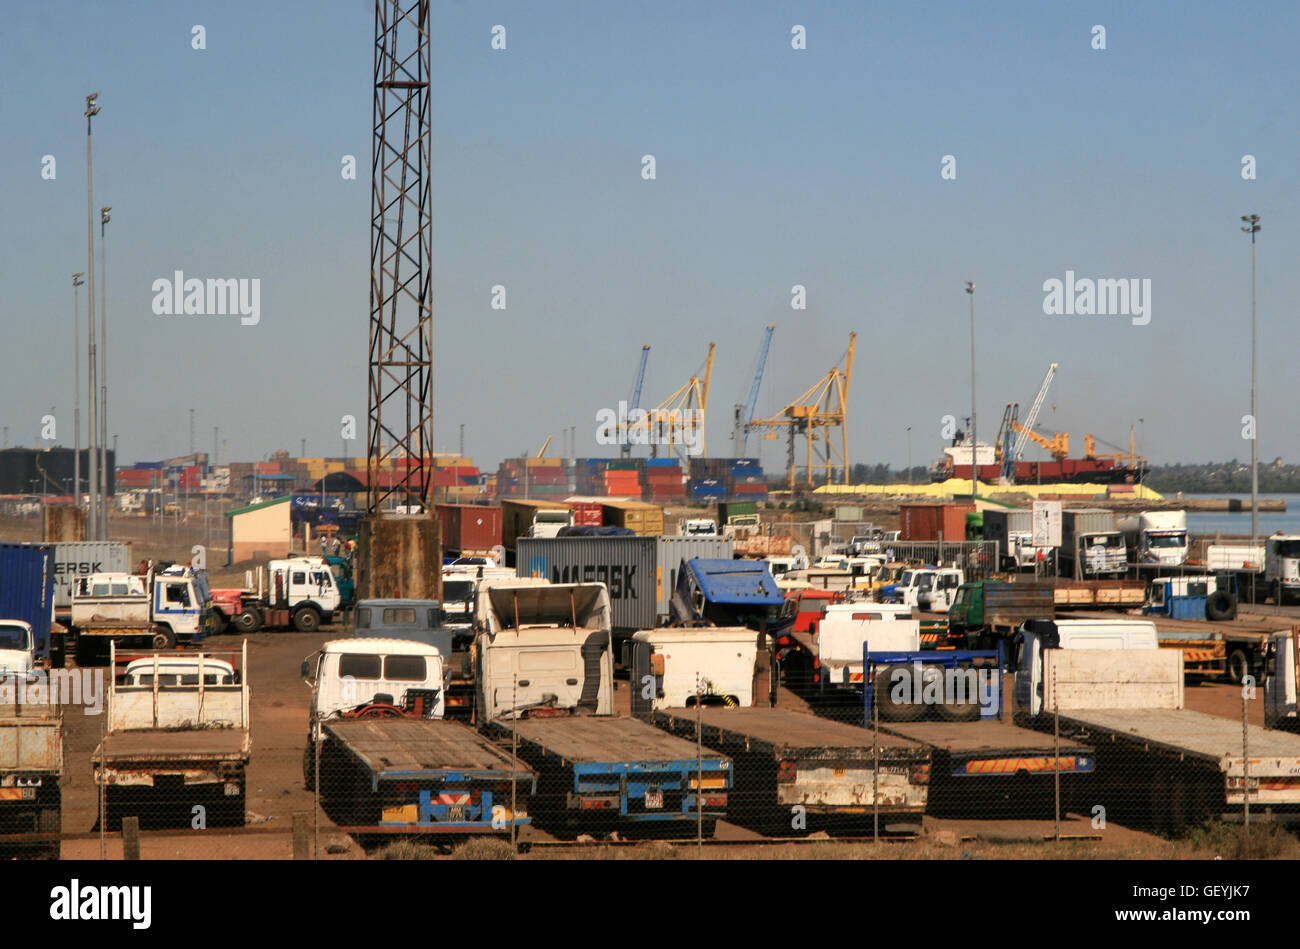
1010;424;1070;461
641;342;715;463
749;332;856;490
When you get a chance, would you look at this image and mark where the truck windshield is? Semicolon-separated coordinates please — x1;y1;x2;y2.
0;624;30;651
1148;533;1185;548
899;571;915;586
1087;535;1122;548
1274;541;1300;558
443;580;474;601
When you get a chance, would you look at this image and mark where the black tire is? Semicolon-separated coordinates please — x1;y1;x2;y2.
935;688;983;721
152;627;177;650
293;607;321;633
234;609;260;634
874;665;927;722
1227;649;1251;685
1206;591;1237;622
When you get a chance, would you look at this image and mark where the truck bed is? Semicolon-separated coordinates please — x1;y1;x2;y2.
326;719;530;778
93;728;249;764
0;707;62;772
1059;707;1300;766
504;715;714;765
875;719;1092;773
653;706;923;756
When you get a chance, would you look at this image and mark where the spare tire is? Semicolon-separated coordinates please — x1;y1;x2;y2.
874;665;926;722
1206;591;1237;622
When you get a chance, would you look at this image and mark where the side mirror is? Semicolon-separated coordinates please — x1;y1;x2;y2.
300;660;310;679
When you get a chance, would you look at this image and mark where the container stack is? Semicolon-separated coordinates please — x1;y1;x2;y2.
688;457;766;499
727;457;767;500
642;458;684;502
496;457;571;499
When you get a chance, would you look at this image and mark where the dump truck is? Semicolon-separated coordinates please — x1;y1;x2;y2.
476;582;732;837
93;641;251;830
0;698;62;857
1014;618;1300;834
947;580;1055;649
303;638;534;841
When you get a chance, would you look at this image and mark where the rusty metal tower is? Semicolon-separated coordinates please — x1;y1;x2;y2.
367;0;433;514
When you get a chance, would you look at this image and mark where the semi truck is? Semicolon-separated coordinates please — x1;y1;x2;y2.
475;582;732;837
0;695;62;857
1059;509;1127;579
93;641;251;830
1013;618;1300;834
1206;535;1300;606
211;557;342;634
70;566;214;664
302;638;535;841
1118;510;1189;566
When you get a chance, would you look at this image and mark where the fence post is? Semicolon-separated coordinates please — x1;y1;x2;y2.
1243;688;1251;832
122;816;140;860
292;812;310;859
872;687;880;845
696;675;703;858
1053;663;1061;841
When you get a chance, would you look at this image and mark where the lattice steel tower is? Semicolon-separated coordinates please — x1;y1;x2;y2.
367;0;433;514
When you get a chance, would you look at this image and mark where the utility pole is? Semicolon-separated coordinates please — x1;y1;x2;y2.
966;280;977;501
99;206;111;538
85;92;101;540
72;272;85;509
1241;215;1261;551
906;426;912;487
459;423;464;458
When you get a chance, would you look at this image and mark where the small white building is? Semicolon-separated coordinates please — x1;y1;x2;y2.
226;495;292;564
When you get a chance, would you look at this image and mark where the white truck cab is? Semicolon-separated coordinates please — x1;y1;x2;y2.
121;655;238;687
530;509;575;539
1013;619;1161;717
0;620;36;677
303;638;446;739
267;557;341;621
629;627;761;716
818;602;921;687
1266;535;1300;604
898;567;963;612
680;518;719;537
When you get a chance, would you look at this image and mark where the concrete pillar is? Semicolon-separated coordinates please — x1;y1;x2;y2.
44;504;87;542
356;513;442;600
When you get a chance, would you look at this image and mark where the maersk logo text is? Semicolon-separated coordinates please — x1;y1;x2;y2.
1042;270;1150;326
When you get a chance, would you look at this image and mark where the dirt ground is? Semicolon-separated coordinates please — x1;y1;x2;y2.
7;511;1297;860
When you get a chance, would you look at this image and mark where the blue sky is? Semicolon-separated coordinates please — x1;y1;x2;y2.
1;0;1296;471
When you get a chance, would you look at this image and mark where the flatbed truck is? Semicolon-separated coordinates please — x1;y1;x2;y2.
476;582;732;837
93;642;250;830
304;638;534;841
651;706;929;835
0;702;62;857
1015;618;1300;834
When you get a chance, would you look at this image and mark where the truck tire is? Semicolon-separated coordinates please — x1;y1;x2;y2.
935;689;982;721
234;608;260;634
152;627;177;650
1227;649;1251;685
293;607;321;633
874;665;927;722
1206;591;1237;622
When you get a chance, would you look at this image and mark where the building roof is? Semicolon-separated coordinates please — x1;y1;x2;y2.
226;495;292;518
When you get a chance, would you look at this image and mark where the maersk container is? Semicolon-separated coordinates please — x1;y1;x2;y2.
516;536;734;633
0;543;54;661
50;541;133;616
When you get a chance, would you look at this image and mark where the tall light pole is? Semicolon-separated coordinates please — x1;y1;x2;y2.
966;280;977;501
72;272;84;510
85;92;101;540
99;206;111;538
906;426;913;487
1241;214;1260;549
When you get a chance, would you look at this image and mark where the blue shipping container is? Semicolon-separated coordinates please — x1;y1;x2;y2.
0;543;54;661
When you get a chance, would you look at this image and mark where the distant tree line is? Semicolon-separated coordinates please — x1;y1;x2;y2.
1143;460;1300;494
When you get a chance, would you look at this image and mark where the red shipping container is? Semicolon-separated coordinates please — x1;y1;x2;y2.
566;501;604;526
434;503;502;554
900;503;975;541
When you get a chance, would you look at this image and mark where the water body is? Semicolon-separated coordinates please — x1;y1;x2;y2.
1172;493;1300;538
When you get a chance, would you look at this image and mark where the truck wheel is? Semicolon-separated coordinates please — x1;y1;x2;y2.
874;665;927;722
293;607;321;633
1206;592;1237;622
152;627;177;650
1226;649;1250;685
234;609;260;634
935;692;982;721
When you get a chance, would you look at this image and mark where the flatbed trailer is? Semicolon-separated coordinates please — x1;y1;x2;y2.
873;718;1093;818
486;715;732;838
1048;707;1300;832
319;718;535;837
651;706;929;835
1053;579;1144;609
0;703;62;856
